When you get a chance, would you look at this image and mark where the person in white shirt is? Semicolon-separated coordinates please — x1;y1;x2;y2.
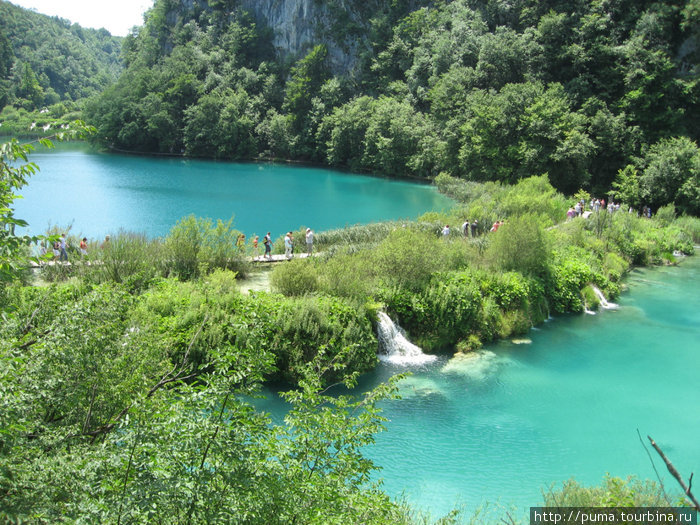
305;228;314;255
284;232;293;260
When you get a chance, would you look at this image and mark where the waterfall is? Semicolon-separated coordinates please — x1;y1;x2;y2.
591;285;618;310
376;312;437;365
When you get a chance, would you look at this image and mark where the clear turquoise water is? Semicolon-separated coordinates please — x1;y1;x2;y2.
14;143;452;238
256;256;700;518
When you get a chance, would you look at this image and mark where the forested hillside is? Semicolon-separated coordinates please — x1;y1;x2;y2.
83;0;698;215
0;1;122;111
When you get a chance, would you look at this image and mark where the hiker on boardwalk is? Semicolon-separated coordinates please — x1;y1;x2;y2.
59;234;68;262
52;240;60;261
263;232;272;260
305;228;314;255
284;232;293;260
80;237;88;258
252;235;260;259
236;233;246;253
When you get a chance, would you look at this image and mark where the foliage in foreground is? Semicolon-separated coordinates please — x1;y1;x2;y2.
0;288;408;523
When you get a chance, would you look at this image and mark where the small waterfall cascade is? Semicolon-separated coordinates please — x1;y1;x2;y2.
591;285;618;310
376;312;437;365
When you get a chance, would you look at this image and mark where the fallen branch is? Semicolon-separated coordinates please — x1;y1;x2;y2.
648;435;700;510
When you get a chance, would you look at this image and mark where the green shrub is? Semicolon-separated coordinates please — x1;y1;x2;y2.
316;251;376;298
201;217;250;277
654;204;676;226
272;295;378;383
90;230;162;289
543;475;676;507
373;228;445;292
479;271;530;310
270;258;320;296
164;215;204;279
485;213;550;277
674;215;700;244
548;253;596;313
497;309;530;338
164;215;247;280
456;334;482;353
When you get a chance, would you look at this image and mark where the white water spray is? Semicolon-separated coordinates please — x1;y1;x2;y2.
591;285;618;309
376;312;437;365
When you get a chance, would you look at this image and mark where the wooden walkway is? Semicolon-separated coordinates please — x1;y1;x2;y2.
29;252;315;268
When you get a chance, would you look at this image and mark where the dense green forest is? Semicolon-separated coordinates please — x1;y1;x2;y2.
84;0;700;214
0;1;123;131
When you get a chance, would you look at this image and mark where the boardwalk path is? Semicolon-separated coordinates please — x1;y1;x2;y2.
29;252;315;268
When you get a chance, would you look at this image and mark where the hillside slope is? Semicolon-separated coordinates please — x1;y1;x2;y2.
0;0;123;108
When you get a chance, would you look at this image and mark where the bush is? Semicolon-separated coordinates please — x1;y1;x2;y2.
485;213;550;278
272;295;378;383
270;258;320;296
373;228;445;292
544;475;676;507
654;204;676;227
164;215;204;280
90;230;162;289
164;215;248;280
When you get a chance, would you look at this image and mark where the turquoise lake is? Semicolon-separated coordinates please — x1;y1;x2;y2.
14;142;452;238
257;255;700;518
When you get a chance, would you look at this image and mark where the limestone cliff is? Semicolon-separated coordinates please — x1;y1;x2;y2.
163;0;389;74
238;0;367;74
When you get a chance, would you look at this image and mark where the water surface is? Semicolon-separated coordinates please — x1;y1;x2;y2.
14;142;452;238
257;256;700;518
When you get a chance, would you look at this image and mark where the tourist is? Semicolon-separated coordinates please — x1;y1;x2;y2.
80;237;88;258
59;233;68;262
567;206;575;220
263;232;272;260
236;233;246;253
284;232;293;260
470;219;478;237
305;228;314;255
252;235;260;259
442;224;450;237
461;220;469;237
100;235;110;249
52;240;60;262
574;202;582;216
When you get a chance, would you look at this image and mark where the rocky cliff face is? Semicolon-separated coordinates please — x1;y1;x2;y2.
238;0;366;74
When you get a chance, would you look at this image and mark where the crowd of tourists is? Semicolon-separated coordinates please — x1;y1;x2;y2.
253;228;315;261
38;228;316;264
566;198;654;221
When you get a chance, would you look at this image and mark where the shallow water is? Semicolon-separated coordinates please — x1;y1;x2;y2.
360;256;700;517
14;142;452;238
256;256;700;518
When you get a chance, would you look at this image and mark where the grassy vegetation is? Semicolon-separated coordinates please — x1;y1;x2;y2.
268;175;698;353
